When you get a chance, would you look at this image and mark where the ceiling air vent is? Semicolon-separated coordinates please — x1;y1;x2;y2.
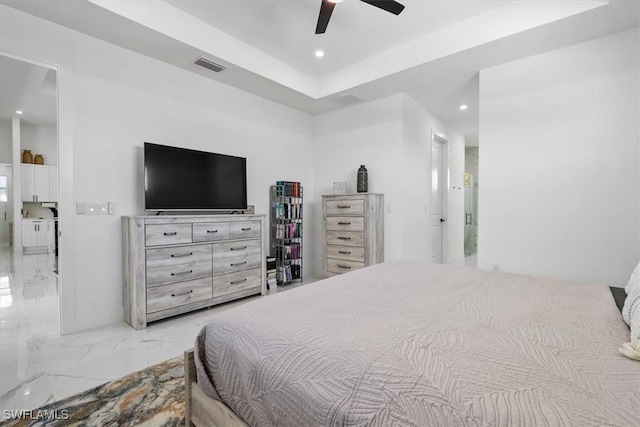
194;57;226;73
331;93;364;106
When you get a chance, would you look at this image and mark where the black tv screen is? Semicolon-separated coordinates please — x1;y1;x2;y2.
144;143;247;211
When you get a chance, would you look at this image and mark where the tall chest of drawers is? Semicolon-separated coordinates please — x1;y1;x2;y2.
322;194;384;277
123;215;266;330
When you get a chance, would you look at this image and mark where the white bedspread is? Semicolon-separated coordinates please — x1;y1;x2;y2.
195;261;639;426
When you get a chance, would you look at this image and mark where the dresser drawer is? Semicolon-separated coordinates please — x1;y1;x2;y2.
193;223;230;242
326;216;364;232
326;230;365;247
327;258;365;274
146;278;212;314
229;221;261;240
327;245;365;262
211;239;261;259
146;245;212;269
146;224;192;247
326;199;364;216
146;260;212;288
213;253;261;275
212;268;262;297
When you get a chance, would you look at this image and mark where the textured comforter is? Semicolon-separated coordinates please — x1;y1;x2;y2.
195;261;639;426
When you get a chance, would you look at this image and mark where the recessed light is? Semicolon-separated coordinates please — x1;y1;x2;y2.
315;50;324;58
329;0;343;3
459;105;468;111
24;390;31;395
16;110;23;115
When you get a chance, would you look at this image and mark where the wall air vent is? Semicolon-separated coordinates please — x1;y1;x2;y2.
194;57;226;73
331;93;364;106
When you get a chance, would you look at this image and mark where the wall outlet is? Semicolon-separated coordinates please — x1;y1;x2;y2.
385;204;392;213
76;202;86;215
491;264;500;272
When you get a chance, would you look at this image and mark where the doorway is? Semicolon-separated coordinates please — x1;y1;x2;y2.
0;164;11;246
0;54;60;334
431;134;447;263
464;172;478;257
464;147;479;265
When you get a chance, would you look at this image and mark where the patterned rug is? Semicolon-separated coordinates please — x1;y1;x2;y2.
1;357;185;427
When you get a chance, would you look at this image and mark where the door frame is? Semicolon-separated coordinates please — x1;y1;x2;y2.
431;133;449;263
1;49;74;334
0;163;11;247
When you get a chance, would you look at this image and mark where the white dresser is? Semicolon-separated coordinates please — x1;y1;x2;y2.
322;194;384;277
123;214;266;330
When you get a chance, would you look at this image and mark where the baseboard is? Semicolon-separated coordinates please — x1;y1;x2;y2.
448;254;465;266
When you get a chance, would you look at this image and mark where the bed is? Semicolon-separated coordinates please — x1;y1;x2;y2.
185;261;639;427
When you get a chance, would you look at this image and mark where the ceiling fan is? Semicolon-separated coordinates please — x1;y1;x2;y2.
315;0;405;34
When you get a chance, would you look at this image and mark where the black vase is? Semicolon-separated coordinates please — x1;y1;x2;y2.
357;165;368;193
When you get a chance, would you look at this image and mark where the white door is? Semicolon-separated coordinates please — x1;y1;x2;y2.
22;223;38;247
431;137;445;263
36;221;53;247
49;166;58;202
34;165;50;202
0;164;11;245
21;164;34;201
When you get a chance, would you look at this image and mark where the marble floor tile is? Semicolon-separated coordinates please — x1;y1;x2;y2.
0;246;319;418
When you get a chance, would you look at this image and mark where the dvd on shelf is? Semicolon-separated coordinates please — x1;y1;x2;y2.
270;182;303;286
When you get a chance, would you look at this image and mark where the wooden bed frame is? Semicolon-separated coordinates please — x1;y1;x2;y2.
184;349;248;427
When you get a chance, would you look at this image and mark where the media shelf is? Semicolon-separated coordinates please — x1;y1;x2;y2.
270;182;303;285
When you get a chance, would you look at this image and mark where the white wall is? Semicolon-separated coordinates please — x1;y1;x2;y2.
0;119;11;163
1;5;315;333
313;94;465;272
478;28;640;286
314;94;404;271
20;123;57;165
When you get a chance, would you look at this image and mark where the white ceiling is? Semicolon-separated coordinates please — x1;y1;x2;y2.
2;0;639;146
0;55;57;127
165;0;509;78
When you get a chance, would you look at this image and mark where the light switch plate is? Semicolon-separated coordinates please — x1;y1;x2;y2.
87;202;108;215
108;202;115;215
76;202;86;215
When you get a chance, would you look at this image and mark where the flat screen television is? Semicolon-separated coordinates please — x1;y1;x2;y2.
144;142;247;211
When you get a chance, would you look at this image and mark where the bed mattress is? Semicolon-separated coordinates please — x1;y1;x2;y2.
195;261;639;426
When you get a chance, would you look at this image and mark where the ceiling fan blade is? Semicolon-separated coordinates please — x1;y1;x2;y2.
315;0;337;34
359;0;405;15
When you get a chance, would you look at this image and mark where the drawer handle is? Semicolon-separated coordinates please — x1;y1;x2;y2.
230;246;247;251
231;261;247;267
163;232;178;236
338;222;351;225
337;264;352;269
337;205;351;209
338;250;352;254
338;236;351;240
170;252;193;258
171;289;193;297
171;270;193;276
207;230;218;234
231;278;247;285
241;227;251;231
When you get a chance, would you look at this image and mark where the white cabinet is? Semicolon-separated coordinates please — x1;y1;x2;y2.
22;223;38;247
22;220;54;251
49;166;58;202
21;164;57;202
